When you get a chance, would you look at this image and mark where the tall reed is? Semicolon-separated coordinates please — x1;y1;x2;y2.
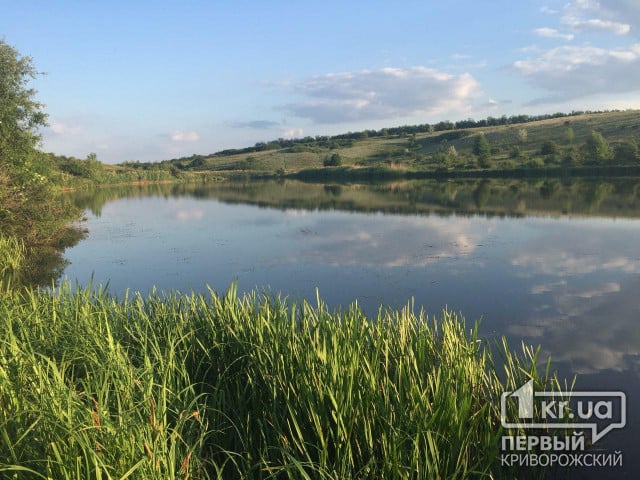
0;234;26;291
0;284;562;479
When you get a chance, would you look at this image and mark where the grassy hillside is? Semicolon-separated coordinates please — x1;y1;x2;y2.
162;110;640;177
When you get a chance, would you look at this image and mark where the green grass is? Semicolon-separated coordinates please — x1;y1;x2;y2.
0;234;26;291
0;284;565;479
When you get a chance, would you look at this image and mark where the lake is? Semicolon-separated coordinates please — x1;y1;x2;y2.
61;178;640;475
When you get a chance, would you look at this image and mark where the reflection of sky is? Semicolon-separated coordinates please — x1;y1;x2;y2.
292;213;486;267
63;198;640;380
503;218;640;376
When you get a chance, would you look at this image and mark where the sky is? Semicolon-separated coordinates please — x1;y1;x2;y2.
3;0;640;163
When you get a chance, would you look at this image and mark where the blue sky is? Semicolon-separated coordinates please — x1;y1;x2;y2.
3;0;640;163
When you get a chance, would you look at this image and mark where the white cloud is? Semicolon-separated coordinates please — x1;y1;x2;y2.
231;120;280;130
564;16;631;34
562;0;633;35
534;27;575;40
46;117;84;136
450;53;472;60
599;0;640;35
540;6;559;15
281;127;304;138
284;66;479;124
170;130;200;142
513;43;640;103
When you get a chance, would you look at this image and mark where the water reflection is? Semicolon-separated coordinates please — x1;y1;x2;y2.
66;177;640;219
502;219;640;375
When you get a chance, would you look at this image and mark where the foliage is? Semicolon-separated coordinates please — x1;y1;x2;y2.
323;153;342;167
565;126;575;145
583;130;612;163
540;140;559;155
473;134;490;158
0;284;565;479
517;128;527;144
613;139;639;163
509;145;523;159
473;134;493;168
0;40;48;170
563;146;583;166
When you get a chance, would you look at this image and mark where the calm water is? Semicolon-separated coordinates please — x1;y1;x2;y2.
61;178;640;476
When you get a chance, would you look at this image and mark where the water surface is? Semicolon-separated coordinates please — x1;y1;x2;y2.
61;178;640;475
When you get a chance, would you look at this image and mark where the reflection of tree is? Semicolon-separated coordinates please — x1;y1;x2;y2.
472;180;492;209
69;183;182;216
583;182;613;212
21;223;86;287
612;179;640;201
64;177;640;236
539;180;560;200
323;185;343;197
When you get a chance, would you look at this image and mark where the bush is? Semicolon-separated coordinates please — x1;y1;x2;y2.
613;139;639;164
526;158;545;169
540;140;559;155
323;153;342;167
509;146;522;159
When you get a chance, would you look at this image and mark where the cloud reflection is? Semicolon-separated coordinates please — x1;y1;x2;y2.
508;221;640;374
176;209;204;221
294;214;491;268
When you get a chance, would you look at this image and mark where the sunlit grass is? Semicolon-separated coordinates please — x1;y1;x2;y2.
0;234;26;290
0;284;562;479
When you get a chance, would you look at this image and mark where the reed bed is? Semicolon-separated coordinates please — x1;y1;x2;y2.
0;235;26;290
0;284;560;479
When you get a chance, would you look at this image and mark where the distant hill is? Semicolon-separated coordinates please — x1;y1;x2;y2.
151;109;640;178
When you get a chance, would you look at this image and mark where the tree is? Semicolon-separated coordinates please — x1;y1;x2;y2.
0;40;48;170
517;128;527;144
613;139;639;164
1;40;49;232
565;126;575;145
583;130;612;163
473;134;492;168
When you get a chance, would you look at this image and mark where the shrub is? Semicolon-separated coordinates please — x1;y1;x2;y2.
323;153;342;167
540;140;559;155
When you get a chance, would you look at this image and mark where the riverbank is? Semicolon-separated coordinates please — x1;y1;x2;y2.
284;164;640;183
0;283;561;479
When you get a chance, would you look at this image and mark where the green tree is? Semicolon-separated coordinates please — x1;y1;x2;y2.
0;40;48;170
517;128;527;144
583;130;612;163
565;127;575;145
0;40;49;232
473;134;492;168
613;139;639;164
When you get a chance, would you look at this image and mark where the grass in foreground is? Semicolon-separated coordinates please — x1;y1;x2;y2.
0;284;562;479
